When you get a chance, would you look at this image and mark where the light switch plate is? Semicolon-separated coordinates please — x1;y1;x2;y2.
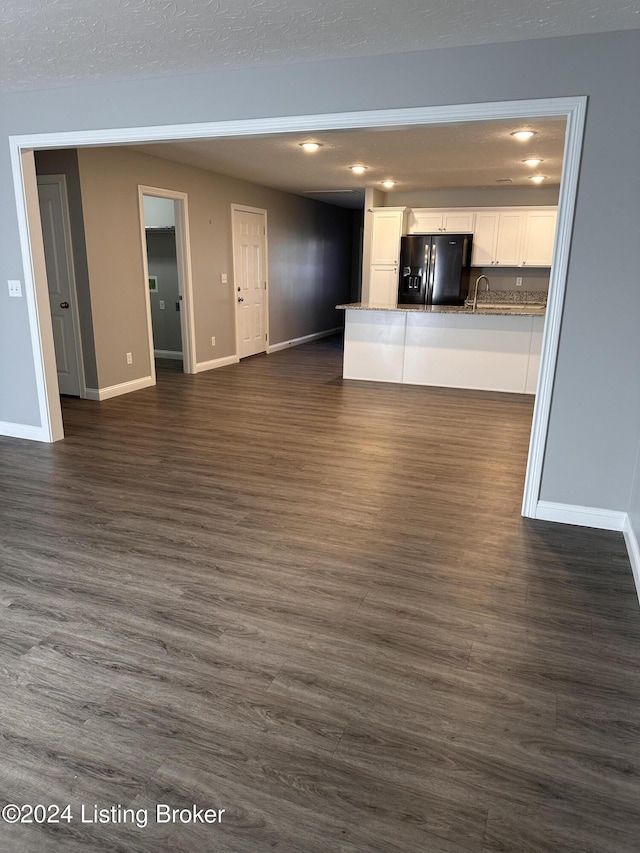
8;280;22;297
159;300;165;309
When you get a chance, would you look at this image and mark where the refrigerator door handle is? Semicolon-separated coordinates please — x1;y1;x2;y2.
427;242;437;304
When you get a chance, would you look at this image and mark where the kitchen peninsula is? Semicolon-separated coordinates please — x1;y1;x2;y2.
337;300;545;394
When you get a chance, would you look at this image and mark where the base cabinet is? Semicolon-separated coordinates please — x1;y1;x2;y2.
369;264;399;306
343;309;544;394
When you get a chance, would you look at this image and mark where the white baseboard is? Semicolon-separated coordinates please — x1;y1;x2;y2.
154;349;183;360
85;375;155;401
623;515;640;605
267;327;342;354
0;420;50;442
195;354;239;373
534;500;626;531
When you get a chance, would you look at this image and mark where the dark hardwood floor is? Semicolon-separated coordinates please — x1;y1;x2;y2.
0;335;638;852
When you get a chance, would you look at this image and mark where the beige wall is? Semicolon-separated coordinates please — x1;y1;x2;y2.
76;147;353;389
388;186;560;208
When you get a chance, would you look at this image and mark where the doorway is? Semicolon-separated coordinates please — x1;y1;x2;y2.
142;196;183;365
36;174;86;398
12;99;586;523
231;205;269;359
137;186;196;375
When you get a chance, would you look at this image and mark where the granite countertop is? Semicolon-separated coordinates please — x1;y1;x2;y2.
337;302;546;316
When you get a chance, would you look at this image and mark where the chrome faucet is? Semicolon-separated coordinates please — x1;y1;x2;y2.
472;275;490;311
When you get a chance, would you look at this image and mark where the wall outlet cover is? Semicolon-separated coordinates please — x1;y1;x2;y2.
8;280;22;297
211;337;216;346
159;300;165;310
221;273;228;284
516;277;523;287
126;352;133;364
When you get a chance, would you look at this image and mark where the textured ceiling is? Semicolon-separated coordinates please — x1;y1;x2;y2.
129;117;566;206
1;0;638;92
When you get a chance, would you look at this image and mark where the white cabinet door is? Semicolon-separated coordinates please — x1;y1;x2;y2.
471;212;498;266
369;265;399;306
495;211;524;266
442;210;474;232
521;210;557;266
408;209;474;234
407;210;443;234
370;209;405;265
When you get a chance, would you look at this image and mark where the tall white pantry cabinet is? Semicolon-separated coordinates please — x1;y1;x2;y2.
367;207;407;306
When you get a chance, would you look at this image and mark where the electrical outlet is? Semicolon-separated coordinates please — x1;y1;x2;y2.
221;273;228;284
516;277;523;287
211;336;216;347
159;300;165;310
8;280;22;297
126;352;133;365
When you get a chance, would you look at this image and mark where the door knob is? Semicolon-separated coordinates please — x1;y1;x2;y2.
60;301;69;309
238;297;244;302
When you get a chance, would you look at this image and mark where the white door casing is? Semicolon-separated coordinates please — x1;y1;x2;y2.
232;206;268;359
37;175;85;397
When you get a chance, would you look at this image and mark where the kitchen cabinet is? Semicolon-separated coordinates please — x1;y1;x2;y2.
408;208;475;234
369;265;400;306
521;209;557;267
342;307;544;394
370;207;406;265
471;210;524;266
367;207;406;305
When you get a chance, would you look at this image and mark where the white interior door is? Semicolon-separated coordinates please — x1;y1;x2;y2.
37;177;83;397
233;207;267;359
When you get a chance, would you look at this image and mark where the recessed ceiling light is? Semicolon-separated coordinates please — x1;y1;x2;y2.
350;165;367;174
511;130;537;141
299;142;322;152
381;180;396;189
529;175;547;183
522;158;543;167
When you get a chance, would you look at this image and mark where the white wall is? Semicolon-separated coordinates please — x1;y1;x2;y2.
629;436;640;560
143;195;175;228
1;30;640;518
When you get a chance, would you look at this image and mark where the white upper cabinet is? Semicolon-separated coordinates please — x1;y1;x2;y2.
472;210;524;266
442;210;475;233
471;212;499;266
408;208;474;234
495;211;525;267
471;207;556;267
521;209;558;267
370;208;407;265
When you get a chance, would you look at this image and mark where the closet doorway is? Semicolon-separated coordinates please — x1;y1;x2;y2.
138;186;196;375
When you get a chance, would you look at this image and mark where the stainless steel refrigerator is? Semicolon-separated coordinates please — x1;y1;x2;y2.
398;234;472;306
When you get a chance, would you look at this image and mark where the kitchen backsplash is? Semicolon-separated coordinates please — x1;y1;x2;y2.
470;266;550;293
